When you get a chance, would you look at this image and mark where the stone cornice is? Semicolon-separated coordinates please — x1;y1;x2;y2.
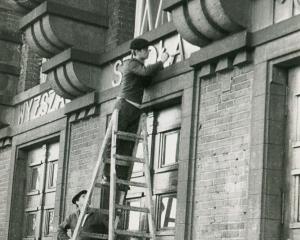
163;0;249;47
19;1;108;58
189;31;250;67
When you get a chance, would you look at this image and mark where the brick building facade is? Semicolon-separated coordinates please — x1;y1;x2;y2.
0;0;300;239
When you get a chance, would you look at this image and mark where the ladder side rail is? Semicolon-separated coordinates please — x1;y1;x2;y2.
72;111;115;240
109;110;119;240
141;113;156;239
113;114;144;229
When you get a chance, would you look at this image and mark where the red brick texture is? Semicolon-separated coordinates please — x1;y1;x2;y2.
194;65;254;239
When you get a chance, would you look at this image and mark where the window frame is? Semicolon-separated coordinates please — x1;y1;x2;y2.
156;192;177;234
158;128;180;169
22;142;59;240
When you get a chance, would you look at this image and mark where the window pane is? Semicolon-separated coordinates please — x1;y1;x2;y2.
126;200;142;231
48;162;58;189
44;210;54;236
48;142;59;161
25;213;37;237
30;167;40;191
159;195;177;229
133;142;144;173
28;146;45;165
162;131;179;166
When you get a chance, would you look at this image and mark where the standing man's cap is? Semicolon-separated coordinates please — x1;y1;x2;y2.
72;190;87;204
130;38;150;50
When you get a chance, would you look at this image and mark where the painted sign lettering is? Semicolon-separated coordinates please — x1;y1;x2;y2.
17;90;67;125
112;34;198;86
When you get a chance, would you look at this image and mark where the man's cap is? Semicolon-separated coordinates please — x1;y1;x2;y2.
72;190;87;204
130;38;150;50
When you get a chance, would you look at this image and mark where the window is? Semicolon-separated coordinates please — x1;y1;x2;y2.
160;130;180;168
158;194;177;229
292;169;300;223
44;209;55;236
125;105;181;238
23;142;59;239
123;198;145;231
24;212;37;237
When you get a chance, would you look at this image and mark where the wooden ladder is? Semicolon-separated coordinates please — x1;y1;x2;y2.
71;109;156;240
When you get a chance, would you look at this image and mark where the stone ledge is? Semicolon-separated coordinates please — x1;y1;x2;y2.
250;14;300;47
190;31;250;68
64;92;97;115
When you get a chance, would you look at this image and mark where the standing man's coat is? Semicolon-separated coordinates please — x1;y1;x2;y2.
57;208;108;240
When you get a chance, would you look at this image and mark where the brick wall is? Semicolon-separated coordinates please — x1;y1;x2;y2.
0;147;11;239
105;0;136;51
64;113;109;215
194;65;254;239
18;36;42;93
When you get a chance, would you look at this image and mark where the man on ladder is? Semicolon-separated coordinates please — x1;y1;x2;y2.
109;38;169;181
58;38;169;240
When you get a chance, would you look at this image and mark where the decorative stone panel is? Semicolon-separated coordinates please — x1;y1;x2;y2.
198;50;252;78
20;1;108;58
164;0;249;47
69;105;99;123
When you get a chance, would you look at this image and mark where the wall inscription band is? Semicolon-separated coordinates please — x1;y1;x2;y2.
113;34;198;86
17;90;67;125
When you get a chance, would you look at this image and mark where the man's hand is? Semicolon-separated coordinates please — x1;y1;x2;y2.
161;48;169;63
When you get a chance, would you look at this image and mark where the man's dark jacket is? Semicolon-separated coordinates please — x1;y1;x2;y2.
120;59;163;104
57;208;108;240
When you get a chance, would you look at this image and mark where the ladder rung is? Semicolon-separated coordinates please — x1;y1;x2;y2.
96;179;146;188
115;204;150;213
89;208;109;215
104;159;131;167
95;181;109;188
115;154;145;163
115;131;143;141
80;231;108;239
115;230;152;238
116;179;147;188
